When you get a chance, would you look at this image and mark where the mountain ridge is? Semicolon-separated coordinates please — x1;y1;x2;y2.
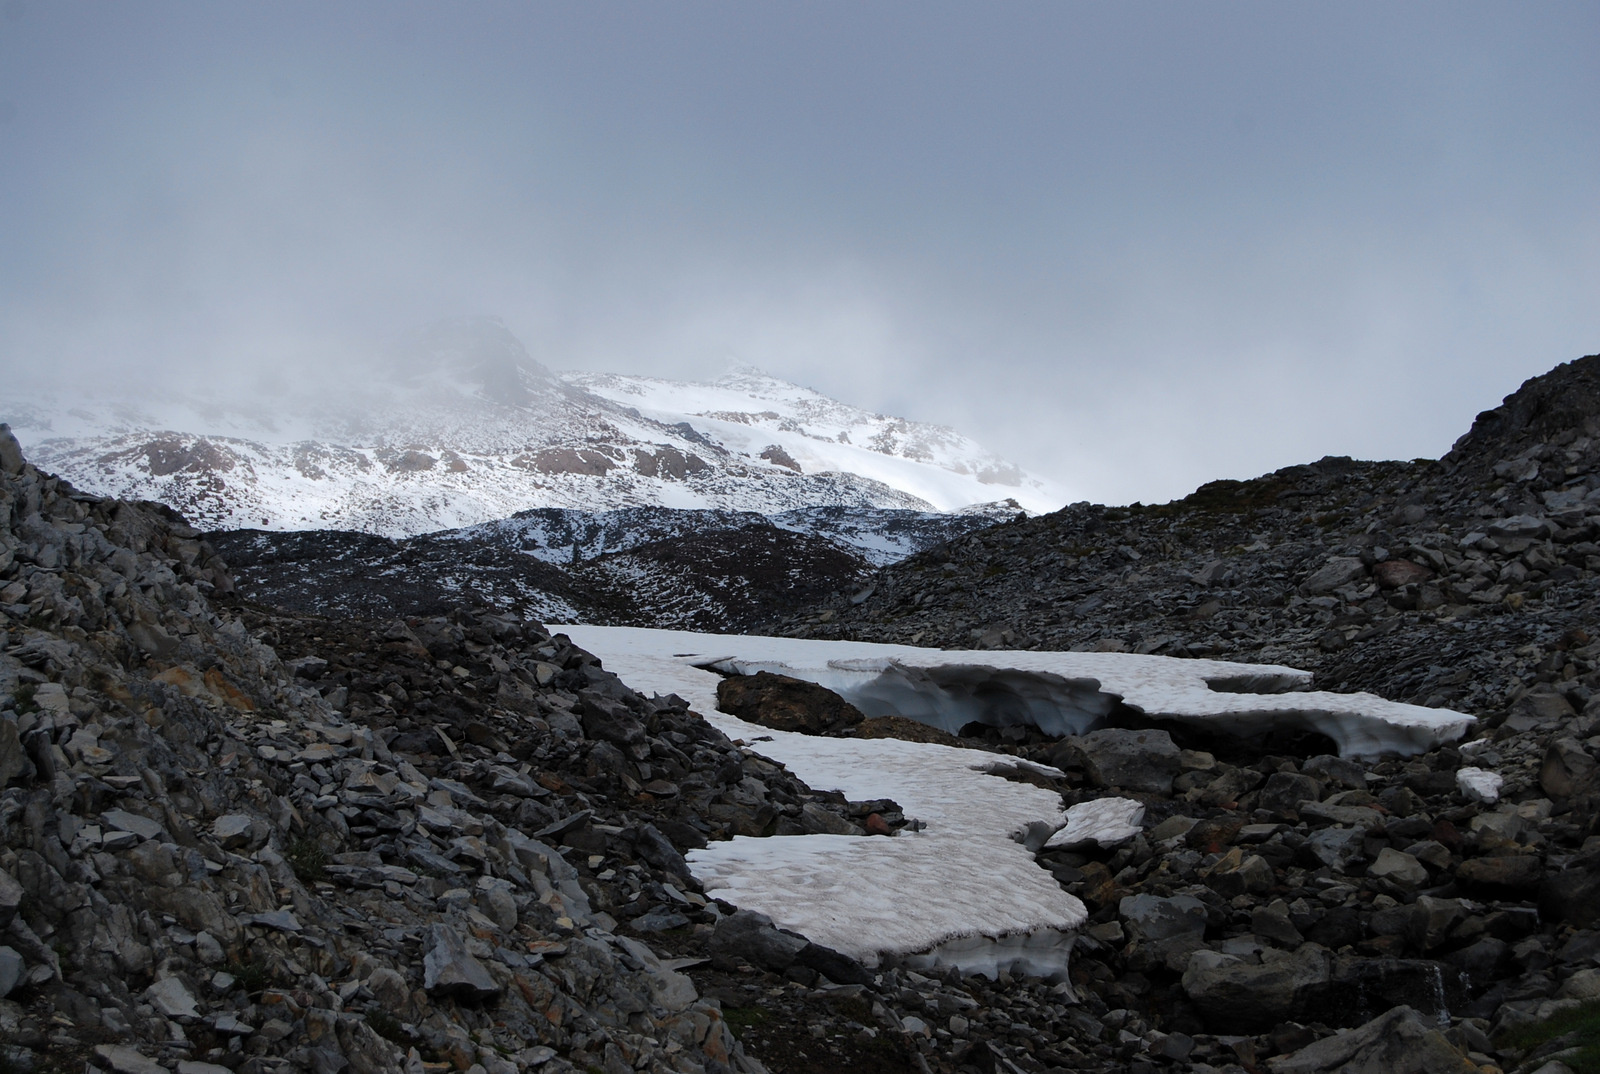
3;316;1063;536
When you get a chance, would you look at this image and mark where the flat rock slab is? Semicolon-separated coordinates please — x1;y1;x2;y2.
101;809;165;841
94;1045;168;1074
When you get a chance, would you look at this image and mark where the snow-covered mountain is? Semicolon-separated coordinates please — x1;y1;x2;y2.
2;317;1064;536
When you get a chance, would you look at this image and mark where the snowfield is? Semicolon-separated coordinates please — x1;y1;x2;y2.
554;625;1474;975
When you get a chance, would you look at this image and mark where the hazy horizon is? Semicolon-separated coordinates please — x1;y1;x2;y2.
2;2;1597;505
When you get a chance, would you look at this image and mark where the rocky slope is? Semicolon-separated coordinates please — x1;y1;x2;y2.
14;352;1600;1074
195;502;1015;633
0;425;942;1074
778;354;1600;721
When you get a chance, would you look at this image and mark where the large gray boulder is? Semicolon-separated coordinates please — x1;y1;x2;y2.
1300;556;1367;596
1268;1005;1476;1073
1051;728;1181;794
422;924;503;1003
1181;944;1330;1032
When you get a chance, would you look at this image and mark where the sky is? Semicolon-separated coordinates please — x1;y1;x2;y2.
1;2;1597;506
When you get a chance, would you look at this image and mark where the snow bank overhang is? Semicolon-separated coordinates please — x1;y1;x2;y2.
549;626;1474;980
689;637;1470;761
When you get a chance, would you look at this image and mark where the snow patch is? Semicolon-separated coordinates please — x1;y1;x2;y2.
553;625;1087;970
1046;798;1146;851
555;625;1472;975
1456;767;1503;804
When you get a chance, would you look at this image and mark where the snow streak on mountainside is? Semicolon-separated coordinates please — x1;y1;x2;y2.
2;317;1065;536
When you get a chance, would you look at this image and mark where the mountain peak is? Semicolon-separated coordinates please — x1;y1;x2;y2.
391;315;555;405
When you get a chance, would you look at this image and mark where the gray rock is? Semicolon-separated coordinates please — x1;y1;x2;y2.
1054;728;1181;794
1257;771;1323;814
0;719;30;789
1487;514;1552;539
1202;848;1275;897
1408;896;1465;951
1268;1004;1476;1073
0;869;22;930
1542;738;1598;800
1306;826;1367;870
709;909;808;973
194;931;224;965
631;823;691;879
1303;754;1368;790
145;975;200;1019
100;809;165;842
212;813;254;849
422;924;502;1002
612;936;697;1011
1367;848;1428;888
245;910;301;932
628;907;690;934
0;425;21;475
93;1045;168;1074
0;946;23;997
1181;945;1330;1032
577;692;646;746
1120;893;1208;944
1300;557;1368;596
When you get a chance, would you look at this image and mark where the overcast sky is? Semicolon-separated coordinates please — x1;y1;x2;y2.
2;2;1597;505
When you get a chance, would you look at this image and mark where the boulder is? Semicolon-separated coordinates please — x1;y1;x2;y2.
1257;772;1323;815
577;692;646;747
1367;848;1428;888
709;909;808;973
1542;738;1598;800
1373;559;1434;589
1181;945;1330;1032
1300;557;1367;596
716;672;865;735
1052;728;1181;794
421;924;502;1003
1456;853;1543;893
1201;848;1275;897
1268;1004;1476;1074
1305;826;1366;870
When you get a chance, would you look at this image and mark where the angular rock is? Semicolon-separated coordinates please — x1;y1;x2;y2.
1373;559;1434;589
1542;738;1598;800
709;909;808;973
421;924;502;1003
1257;771;1323;815
1305;826;1367;870
0;947;22;997
1053;728;1181;794
1202;847;1275;897
576;692;646;746
715;672;864;735
1367;848;1428;888
101;809;165;842
1181;945;1330;1032
1268;1004;1475;1074
1456;854;1543;893
145;976;200;1019
1300;557;1367;596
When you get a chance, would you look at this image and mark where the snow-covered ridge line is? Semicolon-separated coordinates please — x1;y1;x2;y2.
4;317;1067;536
